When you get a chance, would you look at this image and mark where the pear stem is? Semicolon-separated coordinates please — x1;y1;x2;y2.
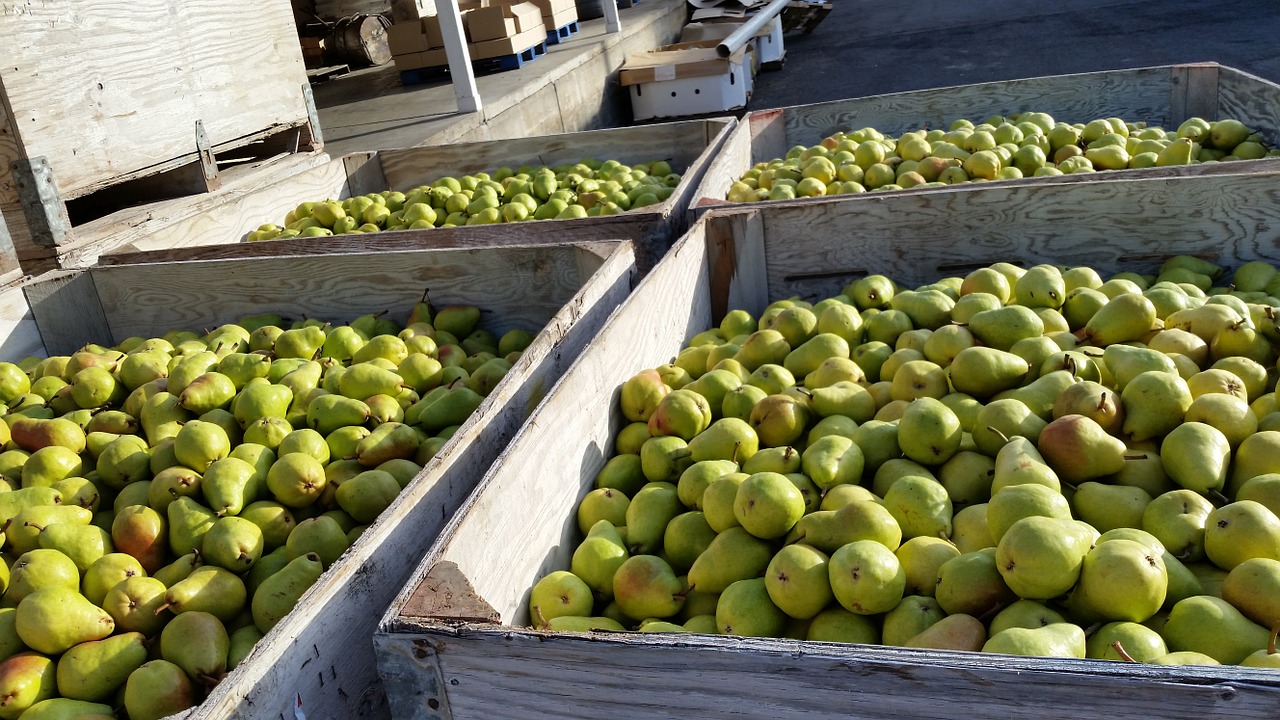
1209;488;1232;507
985;426;1011;445
1110;641;1137;662
1269;627;1278;655
533;605;550;630
153;602;173;616
1122;454;1147;461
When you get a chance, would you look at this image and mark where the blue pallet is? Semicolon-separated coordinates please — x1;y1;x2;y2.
546;20;580;45
398;41;547;85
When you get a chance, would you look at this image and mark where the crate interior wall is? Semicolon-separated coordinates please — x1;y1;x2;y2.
375;169;1280;720
0;0;319;271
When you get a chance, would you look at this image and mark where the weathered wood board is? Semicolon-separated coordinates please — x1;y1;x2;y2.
100;118;737;272
690;62;1280;220
0;240;639;720
374;180;1280;720
0;0;320;273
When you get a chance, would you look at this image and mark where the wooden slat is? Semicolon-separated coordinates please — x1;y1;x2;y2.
188;241;636;720
380;629;1280;720
20;271;110;356
1214;65;1280;146
1170;62;1221;127
0;0;312;200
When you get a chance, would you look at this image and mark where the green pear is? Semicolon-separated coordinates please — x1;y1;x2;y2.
740;446;801;475
335;470;401;523
895;398;962;465
239;501;295;551
1162;595;1270;664
1073;539;1167;622
951;503;994;553
806;606;880;644
266;453;327;508
1231;431;1280;496
1086;621;1168;662
166;496;217;558
101;576;168;636
1221;557;1280;630
701;473;747;532
251;552;323;633
1142;489;1213;562
201;516;264;572
828;540;905;614
0;609;20;663
1051;380;1124;435
733;472;805;539
596;453;647;495
687;527;772;593
1071;482;1151;533
123;659;196;720
995;516;1095;599
80;553;145;607
15;587;113;654
528;571;593;626
748;394;810;448
764;544;832;620
571;521;629;597
0;652;56;719
55;631;147;702
1121;371;1192;441
625;482;681;554
158;565;247;623
983;623;1085;658
8;505;93;556
715;577;786;638
686;417;757;464
662;512;717;573
200;457;261;517
800;436;864;490
936;549;1017;617
306;394;371;435
881;595;945;646
894;536;959;597
948;347;1029;400
991;436;1059;493
577;487;630;533
285;516;349;567
1160;422;1231;494
967;305;1044;351
147;465;203;514
1082;293;1157;346
1204;500;1280;570
675;460;738;511
619;370;670;422
20;446;84;490
228;624;264;670
987;483;1073;544
647;389;712;441
160;610;228;685
36;525;111;575
7;549;80;603
971;399;1047;457
989;598;1066;636
783;334;850;379
1101;345;1177;391
904;612;986;651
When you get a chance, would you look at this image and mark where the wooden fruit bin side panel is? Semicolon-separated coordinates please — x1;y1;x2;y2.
0;211;21;286
98;118;737;271
376;630;1279;720
689;62;1280;219
0;0;312;199
376;179;1280;719
8;241;638;720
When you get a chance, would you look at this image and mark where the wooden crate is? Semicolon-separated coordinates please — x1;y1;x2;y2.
93;118;737;272
374;170;1280;720
690;62;1280;219
0;0;323;274
0;236;638;719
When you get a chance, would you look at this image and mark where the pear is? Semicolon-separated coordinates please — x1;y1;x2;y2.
1072;539;1167;622
7;549;80;603
8;505;93;557
335;469;401;523
806;606;880;644
1086;621;1168;662
612;555;684;620
285;516;349;567
172;420;230;473
828;540;905;615
239;501;296;551
1036;414;1128;483
687;527;772;593
228;624;265;670
200;457;261;517
716;577;787;638
967;305;1044;351
799;436;864;490
784;333;850;379
1071;482;1151;532
625;482;682;554
937;550;1015;618
577;488;630;533
15;587;114;654
55;631;147;702
252;552;324;633
166;496;217;558
995;516;1095;600
638;436;692;484
882;594;946;646
101;576;168;636
1203;500;1280;570
35;524;111;575
1102;344;1177;391
951;504;995;554
686;418;758;464
905;613;986;651
266;453;328;508
1162;595;1270;664
1238;474;1280;518
158;565;247;623
888;360;949;401
1051;381;1124;435
701;473;748;532
988;599;1066;635
983;623;1085;658
948;347;1029;399
733;472;805;540
895;536;960;597
971;399;1047;457
1081;293;1157;346
1230;431;1280;496
1160;421;1231;494
896;398;962;466
764;544;832;620
662;512;717;573
528;571;593;626
938;450;997;507
201;516;265;572
987;483;1073;544
160;610;229;687
1221;557;1280;630
0;652;56;719
647;389;712;441
990;436;1059;493
1142;489;1213;562
882;475;952;540
571;521;629;597
748;394;810;448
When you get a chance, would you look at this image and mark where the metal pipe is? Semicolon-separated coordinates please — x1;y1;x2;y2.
715;0;789;58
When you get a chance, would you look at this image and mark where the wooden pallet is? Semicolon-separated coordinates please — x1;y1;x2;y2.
547;19;581;45
399;40;549;85
780;0;832;34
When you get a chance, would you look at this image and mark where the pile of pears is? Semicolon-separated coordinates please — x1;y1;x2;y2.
725;113;1278;201
0;294;533;718
529;254;1280;671
246;157;683;241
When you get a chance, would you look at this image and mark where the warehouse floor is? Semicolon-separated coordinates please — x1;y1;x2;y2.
314;0;687;155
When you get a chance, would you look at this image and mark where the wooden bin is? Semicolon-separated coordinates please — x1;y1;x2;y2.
374;170;1280;720
0;0;324;274
0;237;638;719
689;62;1280;219
94;118;737;272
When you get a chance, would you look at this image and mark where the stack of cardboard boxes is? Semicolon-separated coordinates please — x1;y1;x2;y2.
387;0;577;74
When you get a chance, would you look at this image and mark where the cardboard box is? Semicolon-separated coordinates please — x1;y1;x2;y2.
510;2;546;32
391;0;438;21
525;0;577;18
424;14;446;47
466;1;544;42
388;21;432;55
621;42;751;121
546;6;578;30
471;24;546;59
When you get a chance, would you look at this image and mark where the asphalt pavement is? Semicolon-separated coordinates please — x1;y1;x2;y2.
752;0;1280;109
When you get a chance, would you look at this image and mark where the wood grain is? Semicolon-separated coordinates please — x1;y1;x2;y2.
20;270;110;357
0;0;312;199
1215;65;1280;146
0;284;45;361
380;628;1280;720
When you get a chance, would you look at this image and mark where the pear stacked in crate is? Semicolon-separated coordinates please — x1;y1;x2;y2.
725;113;1278;201
532;255;1280;668
0;297;537;718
